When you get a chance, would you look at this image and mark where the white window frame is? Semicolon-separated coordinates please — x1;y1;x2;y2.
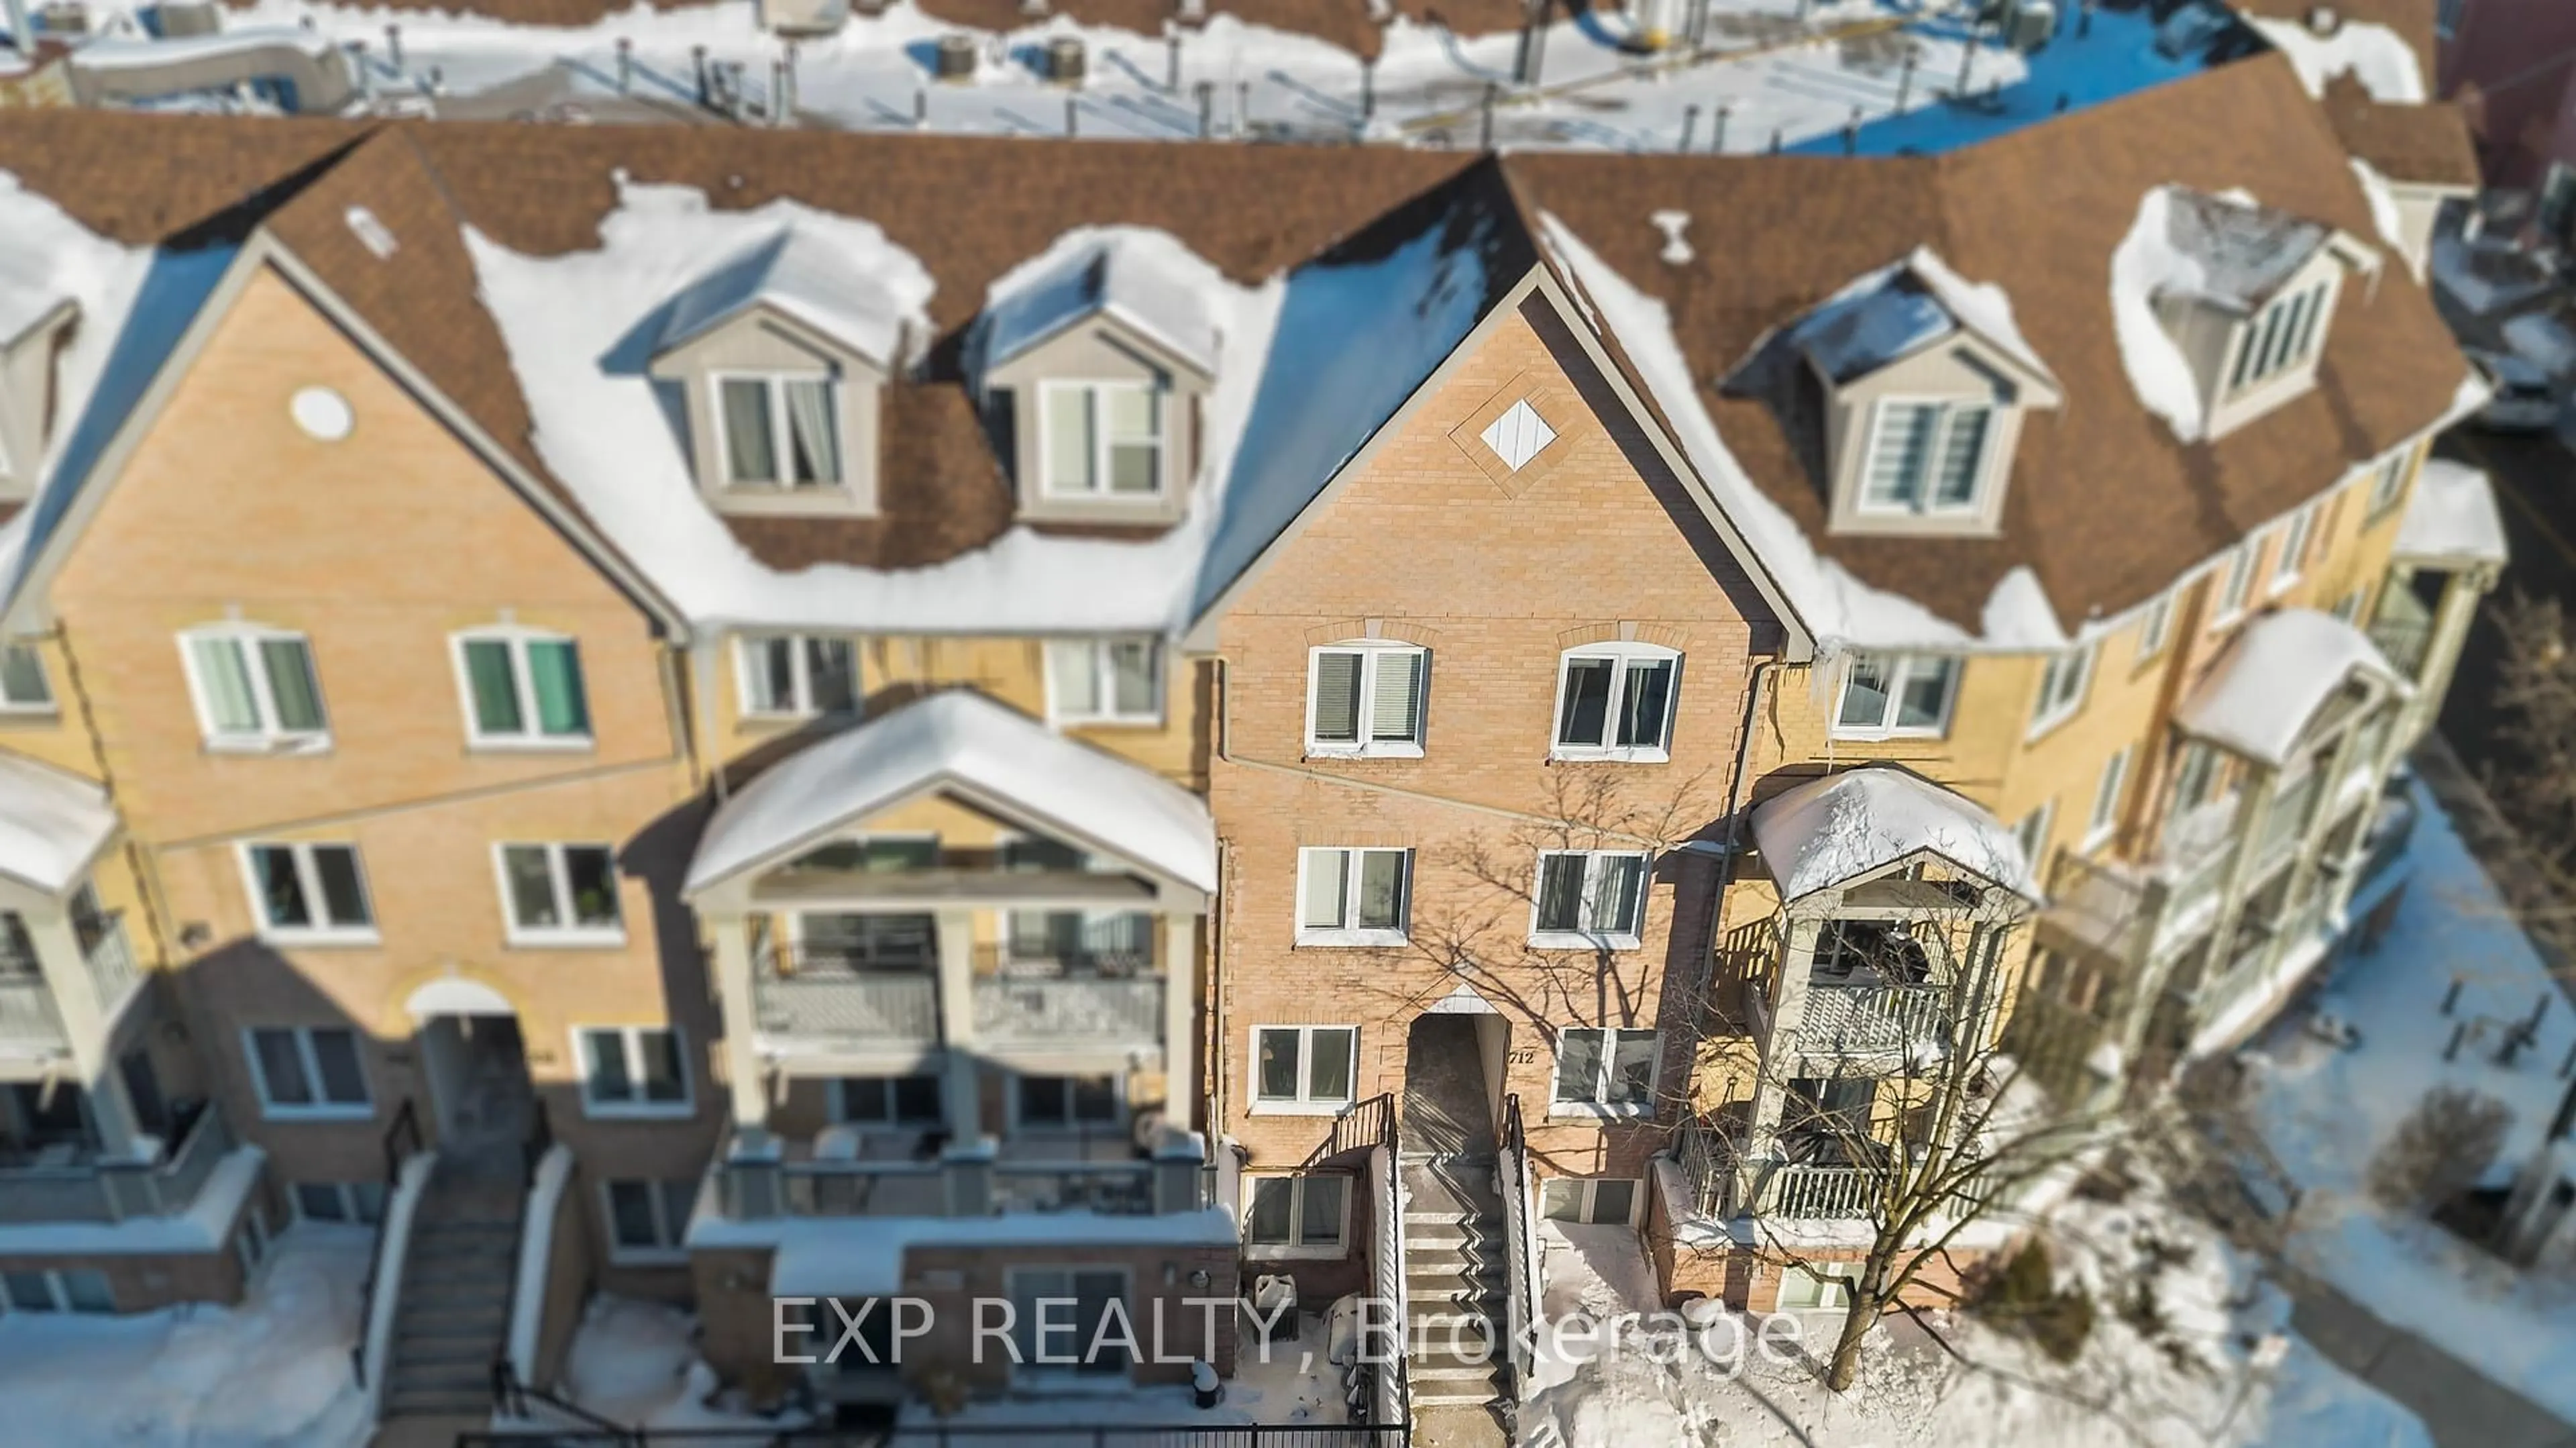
1856;397;1995;516
1527;849;1650;950
1303;641;1428;759
241;1025;372;1121
2271;504;2317;594
733;633;859;719
1549;641;1680;763
1775;1261;1858;1312
1242;1173;1353;1259
574;1025;693;1120
492;843;625;948
1830;653;1961;741
0;1267;114;1314
0;643;53;714
708;370;843;489
1037;378;1167;499
1293;847;1410;947
598;1178;695;1264
2364;448;2412;521
2027;640;2098;740
450;626;591;752
1043;637;1164;727
1006;1071;1127;1133
1539;1176;1644;1226
2225;278;2332;396
2332;584;2369;625
1248;1025;1360;1116
176;624;329;753
1548;1026;1659;1119
2135;593;2173;665
2012;800;2055;879
2211;540;2257;627
237;841;378;946
2085;747;2131;850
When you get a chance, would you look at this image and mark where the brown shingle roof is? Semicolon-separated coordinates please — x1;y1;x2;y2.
1513;52;2467;634
2321;74;2480;186
0;107;366;244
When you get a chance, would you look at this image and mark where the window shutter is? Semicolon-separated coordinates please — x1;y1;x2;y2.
1368;652;1419;742
1311;653;1362;743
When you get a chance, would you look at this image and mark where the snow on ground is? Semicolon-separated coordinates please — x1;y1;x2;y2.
0;1223;372;1448
564;1294;806;1435
2245;780;2576;1425
1522;1210;2428;1448
885;1309;1345;1435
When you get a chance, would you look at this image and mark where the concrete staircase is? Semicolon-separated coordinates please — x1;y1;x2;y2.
382;1168;523;1419
1400;1154;1511;1414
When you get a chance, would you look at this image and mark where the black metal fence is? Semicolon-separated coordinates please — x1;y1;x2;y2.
458;1425;1407;1447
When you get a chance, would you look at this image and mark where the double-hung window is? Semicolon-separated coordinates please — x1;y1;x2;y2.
1552;645;1678;761
1860;400;1992;515
1042;380;1164;497
2135;594;2174;665
2228;280;2331;394
2027;641;2096;739
2085;747;2131;849
0;644;50;713
2012;800;2055;876
455;629;590;747
1296;847;1409;945
737;635;858;718
1833;654;1959;739
1252;1025;1357;1113
715;373;841;488
242;842;376;943
1551;1027;1657;1115
603;1179;696;1262
1529;851;1648;948
1307;643;1426;757
245;1025;370;1119
497;843;623;945
1245;1174;1350;1254
578;1026;689;1116
2271;504;2317;594
2364;449;2412;521
2212;541;2257;626
181;626;327;750
1044;639;1161;725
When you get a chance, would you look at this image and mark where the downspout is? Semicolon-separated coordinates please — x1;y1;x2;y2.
1209;654;1235;1163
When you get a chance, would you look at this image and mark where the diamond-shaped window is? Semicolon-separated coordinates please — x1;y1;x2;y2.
1480;399;1558;472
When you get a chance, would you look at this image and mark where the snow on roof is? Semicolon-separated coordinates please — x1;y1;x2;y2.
2394;458;2508;566
1748;766;2035;903
2245;15;2426;105
0;753;117;895
685;689;1218;895
650;224;924;366
740;1206;1240;1298
1540;212;2033;654
1784;247;2054;389
2174;607;2404;766
2346;158;2406;257
977;231;1222;378
2161;189;2331;312
2112;187;2245;443
67;27;339;72
1193;191;1504;620
466;183;1285;635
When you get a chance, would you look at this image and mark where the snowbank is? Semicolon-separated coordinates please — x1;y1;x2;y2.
0;1223;373;1448
564;1294;807;1434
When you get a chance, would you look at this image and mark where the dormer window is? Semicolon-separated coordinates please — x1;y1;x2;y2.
1860;400;1992;515
2226;280;2331;395
1740;250;2058;540
975;236;1218;526
1042;380;1165;498
646;228;910;519
716;373;843;488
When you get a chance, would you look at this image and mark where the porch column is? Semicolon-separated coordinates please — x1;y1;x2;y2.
2403;566;2493;747
1746;913;1821;1162
24;910;135;1159
1161;914;1197;1133
936;909;980;1139
706;913;769;1129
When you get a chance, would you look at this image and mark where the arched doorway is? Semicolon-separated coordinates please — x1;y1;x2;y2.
406;978;533;1177
1402;1011;1501;1161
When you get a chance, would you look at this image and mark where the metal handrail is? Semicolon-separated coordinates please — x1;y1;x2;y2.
352;1098;421;1386
490;1357;637;1441
456;1427;1409;1445
1498;1093;1538;1404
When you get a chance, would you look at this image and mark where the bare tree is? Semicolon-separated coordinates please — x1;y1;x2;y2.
2487;592;2576;876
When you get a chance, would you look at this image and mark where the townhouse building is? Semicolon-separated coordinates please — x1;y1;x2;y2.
0;33;2498;1441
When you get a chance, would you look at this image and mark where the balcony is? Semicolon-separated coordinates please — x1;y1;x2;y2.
973;972;1163;1049
720;1127;1205;1223
1797;982;1945;1055
752;945;939;1047
0;1099;235;1225
0;971;65;1058
0;911;144;1072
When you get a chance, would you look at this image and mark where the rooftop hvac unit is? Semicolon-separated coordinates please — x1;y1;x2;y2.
2001;0;2055;52
152;0;219;36
932;32;976;79
1044;34;1085;84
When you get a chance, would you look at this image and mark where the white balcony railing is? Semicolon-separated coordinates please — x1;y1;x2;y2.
972;976;1162;1047
0;973;65;1055
1797;982;1945;1055
752;957;938;1043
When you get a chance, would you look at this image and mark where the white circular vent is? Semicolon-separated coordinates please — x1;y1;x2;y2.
290;386;354;442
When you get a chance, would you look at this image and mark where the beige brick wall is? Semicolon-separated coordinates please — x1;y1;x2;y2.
1210;299;1764;1192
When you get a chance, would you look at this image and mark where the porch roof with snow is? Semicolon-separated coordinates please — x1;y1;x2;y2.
1748;766;2035;906
0;753;118;898
684;690;1218;899
2174;608;2407;768
2394;458;2509;568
